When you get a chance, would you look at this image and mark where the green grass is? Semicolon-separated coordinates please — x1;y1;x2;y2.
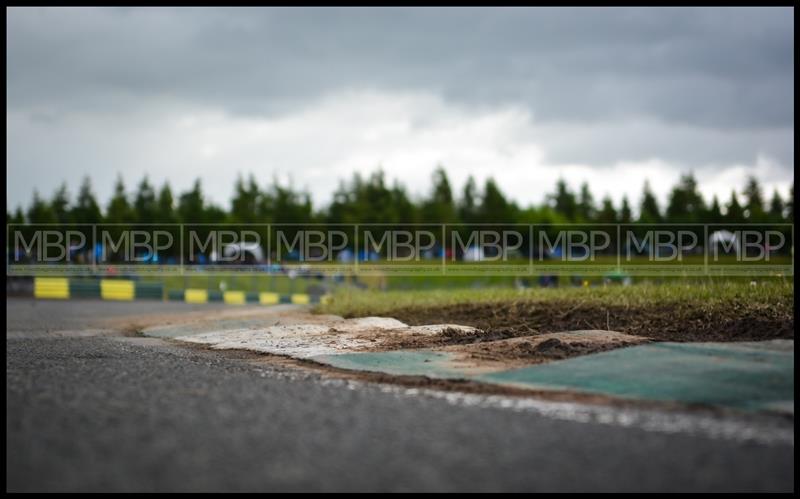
317;279;794;319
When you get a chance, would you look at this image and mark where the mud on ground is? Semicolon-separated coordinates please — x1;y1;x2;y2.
130;305;652;368
445;330;649;367
375;299;794;343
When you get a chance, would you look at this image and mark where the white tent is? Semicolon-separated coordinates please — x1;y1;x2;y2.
210;242;264;263
462;246;484;262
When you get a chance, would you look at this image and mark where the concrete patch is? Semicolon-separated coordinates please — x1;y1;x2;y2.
177;324;369;357
343;317;408;329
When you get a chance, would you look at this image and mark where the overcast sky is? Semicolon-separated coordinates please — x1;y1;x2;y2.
6;6;795;213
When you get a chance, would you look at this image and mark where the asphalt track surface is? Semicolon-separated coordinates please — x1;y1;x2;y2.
6;298;794;492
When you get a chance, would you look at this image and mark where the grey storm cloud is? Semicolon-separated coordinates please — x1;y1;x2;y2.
5;6;795;208
8;7;793;126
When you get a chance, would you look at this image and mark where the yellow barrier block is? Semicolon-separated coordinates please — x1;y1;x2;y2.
290;293;310;305
223;290;246;305
34;278;70;299
259;292;280;305
320;295;332;305
100;279;135;301
185;289;209;304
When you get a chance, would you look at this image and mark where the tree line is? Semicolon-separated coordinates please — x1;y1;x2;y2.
6;167;794;228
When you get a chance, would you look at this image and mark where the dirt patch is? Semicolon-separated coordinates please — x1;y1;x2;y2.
134;306;647;365
347;325;483;351
373;300;794;343
119;323;146;337
447;330;649;367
